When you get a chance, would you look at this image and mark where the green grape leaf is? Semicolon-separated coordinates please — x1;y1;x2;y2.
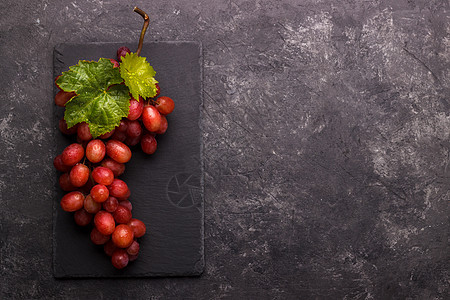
56;58;131;138
120;52;159;100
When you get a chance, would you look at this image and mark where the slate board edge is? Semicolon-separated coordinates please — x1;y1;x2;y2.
52;42;204;278
198;41;205;276
52;45;63;279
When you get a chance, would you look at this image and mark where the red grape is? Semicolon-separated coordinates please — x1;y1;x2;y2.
113;205;132;224
86;140;106;163
107;179;130;198
117;46;131;62
74;209;92;226
54;154;72;172
60;191;85;212
59;118;77;135
128;254;138;262
124;135;141;147
84;194;102;214
142;105;161;132
91;184;109;203
155;115;168;134
112;224;134;248
104;240;117;256
111;249;129;269
106;140;131;163
110;130;127;142
100;159;125;178
92;166;115;185
155;96;175;115
127;97;144;121
61;143;84;166
94;211;115;235
77;122;93;141
109;58;120;68
126;240;140;256
141;134;157;154
116;119;128;132
69;163;90;187
90;227;110;245
99;129;115;139
59;173;76;191
116;191;131;201
154;83;160;97
126;120;142;138
55;90;76;107
119;200;132;211
127;218;146;238
103;196;119;213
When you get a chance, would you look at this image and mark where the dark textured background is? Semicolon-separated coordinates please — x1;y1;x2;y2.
0;0;449;299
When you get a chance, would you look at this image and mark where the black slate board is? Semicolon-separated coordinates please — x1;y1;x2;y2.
52;42;203;278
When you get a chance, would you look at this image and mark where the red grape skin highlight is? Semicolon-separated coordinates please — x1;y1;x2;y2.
91;184;110;203
112;224;134;248
92;166;115;185
69;163;90;187
61;143;84;166
106;140;132;164
86;140;106;163
94;211;116;235
142;105;162;132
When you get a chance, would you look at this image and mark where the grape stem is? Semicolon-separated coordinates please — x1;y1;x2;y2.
134;7;149;56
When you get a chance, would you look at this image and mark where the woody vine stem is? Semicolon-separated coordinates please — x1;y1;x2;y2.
134;6;149;56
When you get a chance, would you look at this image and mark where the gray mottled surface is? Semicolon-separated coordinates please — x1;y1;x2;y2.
0;0;449;299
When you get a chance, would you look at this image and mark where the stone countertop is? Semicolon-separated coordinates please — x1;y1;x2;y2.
0;0;448;299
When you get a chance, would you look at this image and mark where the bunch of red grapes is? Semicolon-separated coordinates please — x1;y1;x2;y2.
53;46;175;269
